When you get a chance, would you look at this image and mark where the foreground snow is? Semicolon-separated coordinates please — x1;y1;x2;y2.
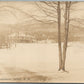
0;42;84;82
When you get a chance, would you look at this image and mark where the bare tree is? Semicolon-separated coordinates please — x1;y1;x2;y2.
57;1;62;71
62;2;79;71
62;1;71;71
35;1;72;71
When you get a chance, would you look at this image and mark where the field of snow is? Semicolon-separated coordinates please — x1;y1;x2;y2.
0;42;84;82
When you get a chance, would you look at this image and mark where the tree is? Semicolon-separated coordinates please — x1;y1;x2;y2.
62;1;71;71
57;1;62;71
35;1;72;71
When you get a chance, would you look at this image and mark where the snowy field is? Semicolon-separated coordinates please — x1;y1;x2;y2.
0;42;84;82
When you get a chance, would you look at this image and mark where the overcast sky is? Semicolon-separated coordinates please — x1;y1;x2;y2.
0;2;83;25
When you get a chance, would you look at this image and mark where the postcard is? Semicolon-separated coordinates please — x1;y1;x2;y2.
0;1;83;83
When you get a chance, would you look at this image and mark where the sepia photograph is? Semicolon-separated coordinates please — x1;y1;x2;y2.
0;1;83;83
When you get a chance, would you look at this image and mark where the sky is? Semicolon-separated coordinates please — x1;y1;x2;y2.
0;2;38;24
0;2;83;25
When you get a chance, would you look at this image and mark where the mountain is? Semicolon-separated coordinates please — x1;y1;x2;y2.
0;2;84;42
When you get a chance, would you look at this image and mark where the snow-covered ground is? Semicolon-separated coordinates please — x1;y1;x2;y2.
0;42;84;82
